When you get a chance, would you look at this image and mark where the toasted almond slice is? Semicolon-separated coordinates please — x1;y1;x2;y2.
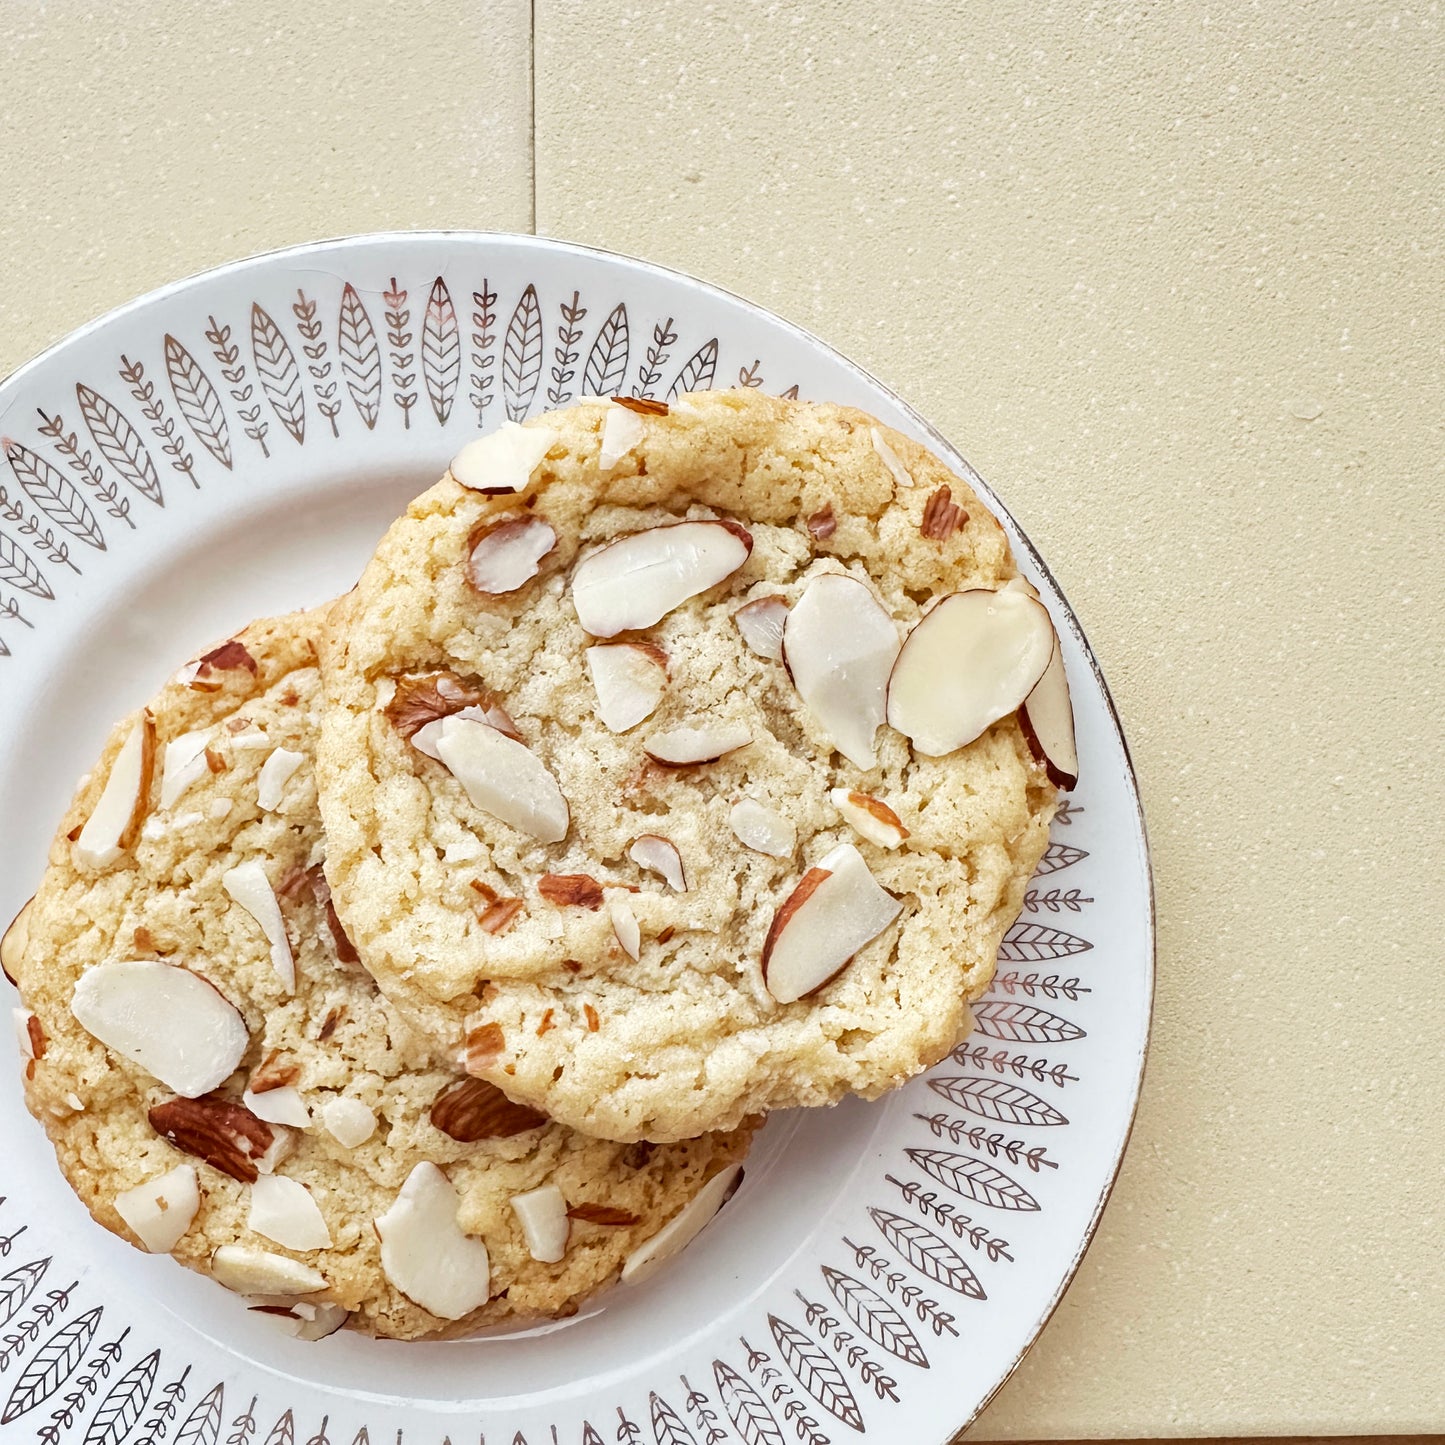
467;516;558;594
211;1245;327;1296
70;961;248;1097
321;1096;376;1148
733;596;789;661
728;798;796;857
609;897;641;960
887;588;1054;757
375;1163;490;1320
149;1093;276;1183
510;1185;570;1263
782;575;898;770
243;1085;311;1130
75;713;156;868
256;749;305;813
430;1077;546;1141
222;861;295;991
571;520;753;637
1019;629;1079;790
621;1165;744;1286
599;401;645;469
1;898;32;986
159;730;213;809
115;1164;200;1254
252;1300;350;1341
830;789;909;849
449;420;558;493
628;835;687;892
385;671;490;739
761;843;902;1004
586;642;668;733
432;717;569;844
643;723;751;766
249;1175;331;1251
13;1006;40;1061
538;873;605;910
870;426;914;488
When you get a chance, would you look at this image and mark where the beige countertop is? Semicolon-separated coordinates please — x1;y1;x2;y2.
3;2;1441;1438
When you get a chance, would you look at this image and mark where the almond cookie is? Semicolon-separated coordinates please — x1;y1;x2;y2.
5;613;752;1339
317;390;1067;1143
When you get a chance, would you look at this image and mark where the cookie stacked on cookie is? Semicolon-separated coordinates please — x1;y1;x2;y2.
5;390;1073;1340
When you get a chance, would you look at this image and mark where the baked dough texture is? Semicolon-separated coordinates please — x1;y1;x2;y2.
318;390;1056;1142
11;612;752;1338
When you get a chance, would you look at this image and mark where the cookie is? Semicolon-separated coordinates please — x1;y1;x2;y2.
7;613;752;1339
317;390;1063;1143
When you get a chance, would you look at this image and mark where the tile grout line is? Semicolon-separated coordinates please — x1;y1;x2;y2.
529;0;538;234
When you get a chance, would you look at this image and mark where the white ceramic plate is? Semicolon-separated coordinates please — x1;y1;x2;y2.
0;234;1151;1445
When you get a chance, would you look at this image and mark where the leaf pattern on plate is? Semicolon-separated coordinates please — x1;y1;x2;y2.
174;1383;224;1445
163;336;232;470
768;1315;864;1431
867;1212;985;1300
33;410;133;530
926;1077;1068;1127
905;1149;1041;1212
971;1002;1086;1044
381;279;417;428
649;1391;698;1445
0;1259;49;1329
75;385;163;507
583;303;630;399
1034;840;1088;875
548;291;587;407
998;921;1091;962
0;528;55;599
337;284;382;431
292;291;342;438
503;284;544;421
819;1268;927;1369
250;305;305;446
468;279;499;423
82;1348;157;1445
712;1360;785;1445
4;441;105;551
2;1306;100;1423
668;338;718;400
634;318;677;399
421;277;461;425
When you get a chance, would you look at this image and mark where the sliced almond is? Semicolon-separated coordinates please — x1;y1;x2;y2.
567;1202;639;1226
782;575;898;770
538;873;605;910
1019;629;1079;790
586;642;668;733
643;722;751;766
114;1164;200;1254
243;1085;311;1130
70;960;248;1097
211;1245;327;1296
256;749;305;813
384;671;490;740
733;596;789;661
196;639;258;679
830;788;910;849
598;402;645;470
728;798;796;857
449;420;558;493
159;730;213;809
628;835;687;892
13;1006;40;1061
249;1175;331;1251
431;717;569;844
75;712;156;868
466;516;558;594
887;588;1054;756
510;1185;570;1263
248;1051;300;1093
252;1300;350;1341
321;1096;376;1148
222;861;295;992
609;897;641;960
870;426;914;489
761;843;903;1004
920;486;966;540
570;520;753;637
375;1163;491;1320
478;898;524;935
1;898;32;985
805;505;837;540
463;1021;506;1074
149;1093;276;1184
304;866;361;967
430;1076;546;1141
621;1164;744;1286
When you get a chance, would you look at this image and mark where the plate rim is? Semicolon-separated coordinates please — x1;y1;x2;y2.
0;228;1156;1444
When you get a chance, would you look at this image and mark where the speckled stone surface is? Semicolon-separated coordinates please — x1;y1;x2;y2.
534;3;1443;1439
0;0;532;378
1;0;1439;1433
